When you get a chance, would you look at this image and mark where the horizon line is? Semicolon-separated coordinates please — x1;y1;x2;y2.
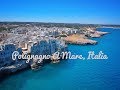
0;21;120;26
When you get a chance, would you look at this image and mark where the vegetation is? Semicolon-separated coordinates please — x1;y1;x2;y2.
0;22;120;32
0;27;7;32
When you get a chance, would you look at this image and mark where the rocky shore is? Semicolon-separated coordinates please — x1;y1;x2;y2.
64;34;97;45
0;38;67;77
90;31;108;38
0;23;109;78
63;29;108;45
0;61;29;73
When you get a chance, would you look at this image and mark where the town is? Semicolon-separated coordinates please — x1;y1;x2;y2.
0;22;109;76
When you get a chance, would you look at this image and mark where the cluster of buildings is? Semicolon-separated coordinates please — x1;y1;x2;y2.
0;23;109;74
0;25;103;68
0;25;81;69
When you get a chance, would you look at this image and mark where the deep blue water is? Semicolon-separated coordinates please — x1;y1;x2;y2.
0;28;120;90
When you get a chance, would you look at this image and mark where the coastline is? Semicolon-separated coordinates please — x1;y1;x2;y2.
64;34;97;45
0;24;108;79
63;29;108;45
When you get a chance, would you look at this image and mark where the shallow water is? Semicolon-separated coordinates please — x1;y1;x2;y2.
0;28;120;90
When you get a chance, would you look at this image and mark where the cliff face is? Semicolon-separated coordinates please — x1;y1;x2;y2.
0;44;22;68
31;39;67;55
0;39;67;74
30;39;67;68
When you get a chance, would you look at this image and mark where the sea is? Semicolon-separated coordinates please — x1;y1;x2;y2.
0;28;120;90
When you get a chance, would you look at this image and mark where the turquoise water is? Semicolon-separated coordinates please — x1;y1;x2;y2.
0;28;120;90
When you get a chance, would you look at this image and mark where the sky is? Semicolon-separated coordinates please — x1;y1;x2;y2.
0;0;120;24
